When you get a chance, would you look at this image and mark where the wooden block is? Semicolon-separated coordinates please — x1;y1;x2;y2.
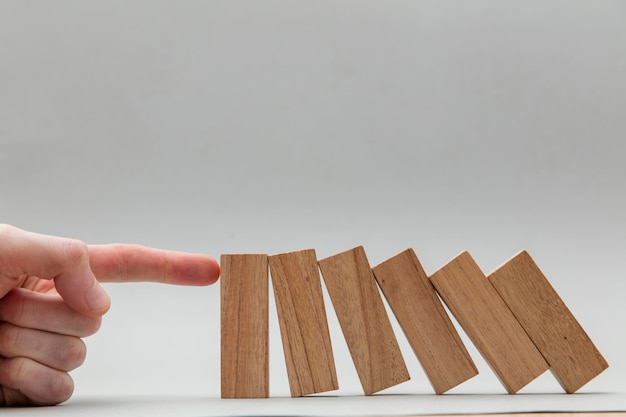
429;251;549;393
487;250;608;393
318;246;410;395
268;249;339;397
220;254;269;399
372;249;478;394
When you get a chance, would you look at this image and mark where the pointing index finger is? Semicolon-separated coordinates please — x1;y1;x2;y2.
88;244;220;286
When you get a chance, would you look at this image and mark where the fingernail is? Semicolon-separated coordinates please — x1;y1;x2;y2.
85;282;110;311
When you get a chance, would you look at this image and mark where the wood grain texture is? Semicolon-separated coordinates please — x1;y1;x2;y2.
372;249;478;394
318;246;410;395
220;254;269;399
488;250;608;393
429;251;549;394
268;249;338;397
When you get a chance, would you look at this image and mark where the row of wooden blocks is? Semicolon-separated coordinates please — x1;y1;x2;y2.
220;247;608;398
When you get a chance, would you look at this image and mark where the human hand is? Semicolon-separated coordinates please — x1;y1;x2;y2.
0;224;219;406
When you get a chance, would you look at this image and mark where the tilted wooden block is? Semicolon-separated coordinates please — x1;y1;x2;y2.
220;254;269;399
372;249;478;394
487;250;608;393
318;246;410;395
429;251;549;394
268;249;339;397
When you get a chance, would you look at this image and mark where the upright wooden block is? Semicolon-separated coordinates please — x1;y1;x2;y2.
220;254;269;399
268;249;339;397
488;250;608;393
429;251;549;394
318;246;410;395
372;249;478;394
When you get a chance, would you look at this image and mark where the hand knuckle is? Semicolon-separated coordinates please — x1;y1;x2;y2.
63;239;89;265
65;338;87;370
0;322;20;352
0;290;28;325
0;223;17;238
5;357;29;385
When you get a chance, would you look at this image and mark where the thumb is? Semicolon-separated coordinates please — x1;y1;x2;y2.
0;225;110;317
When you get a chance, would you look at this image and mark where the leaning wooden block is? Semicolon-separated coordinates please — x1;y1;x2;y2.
220;254;269;399
429;251;549;394
488;250;608;393
372;249;478;394
268;249;339;397
318;246;410;395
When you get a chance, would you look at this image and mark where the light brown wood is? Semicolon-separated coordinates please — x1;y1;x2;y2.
268;249;339;397
220;254;269;399
488;250;609;393
318;246;410;395
372;249;478;394
429;251;549;394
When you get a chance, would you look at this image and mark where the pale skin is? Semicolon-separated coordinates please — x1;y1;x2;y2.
0;224;220;406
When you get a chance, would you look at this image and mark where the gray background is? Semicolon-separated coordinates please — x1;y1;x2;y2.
1;0;624;399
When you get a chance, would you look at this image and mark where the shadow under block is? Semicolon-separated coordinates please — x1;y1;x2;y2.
429;252;549;394
487;250;608;393
318;246;410;395
268;249;339;397
220;254;269;399
372;249;478;394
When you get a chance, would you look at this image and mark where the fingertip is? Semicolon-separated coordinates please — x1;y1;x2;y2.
206;256;220;285
155;252;220;286
179;255;220;285
190;255;220;286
